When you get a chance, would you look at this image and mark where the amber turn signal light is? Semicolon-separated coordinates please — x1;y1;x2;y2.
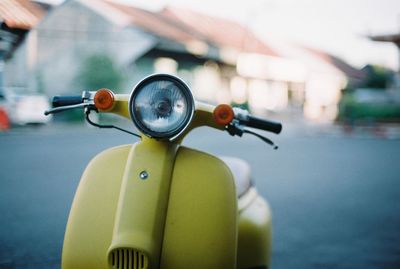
94;89;115;110
213;104;234;125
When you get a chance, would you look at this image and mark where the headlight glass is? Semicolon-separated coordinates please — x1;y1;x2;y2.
129;74;194;140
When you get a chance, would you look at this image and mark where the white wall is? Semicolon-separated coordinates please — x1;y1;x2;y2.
4;0;156;95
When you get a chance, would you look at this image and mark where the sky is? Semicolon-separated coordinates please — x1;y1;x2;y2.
41;0;400;70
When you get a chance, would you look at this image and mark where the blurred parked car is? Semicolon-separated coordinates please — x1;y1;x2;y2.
0;100;10;130
0;91;9;128
0;87;51;125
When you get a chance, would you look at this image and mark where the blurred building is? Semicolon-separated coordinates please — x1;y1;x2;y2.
236;42;366;121
2;0;363;122
0;0;47;88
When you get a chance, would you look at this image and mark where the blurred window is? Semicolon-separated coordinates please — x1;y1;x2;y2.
154;57;178;74
192;63;221;103
230;76;247;104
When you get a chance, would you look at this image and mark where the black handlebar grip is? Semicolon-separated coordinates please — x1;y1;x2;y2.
247;115;282;134
52;95;83;107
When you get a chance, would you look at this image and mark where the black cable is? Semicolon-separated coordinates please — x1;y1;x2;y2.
85;109;141;138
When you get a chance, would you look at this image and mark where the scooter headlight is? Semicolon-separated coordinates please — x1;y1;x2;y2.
129;74;195;140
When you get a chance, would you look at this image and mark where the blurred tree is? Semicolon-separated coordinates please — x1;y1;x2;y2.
362;64;393;89
78;54;124;92
35;71;45;94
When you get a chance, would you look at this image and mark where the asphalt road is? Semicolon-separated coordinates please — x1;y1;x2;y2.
0;123;400;269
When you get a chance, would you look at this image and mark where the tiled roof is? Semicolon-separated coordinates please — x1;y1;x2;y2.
370;33;400;45
160;6;278;57
104;1;203;45
304;47;366;80
0;0;45;30
103;1;277;57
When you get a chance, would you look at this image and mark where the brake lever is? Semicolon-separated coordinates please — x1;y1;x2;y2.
44;102;94;116
226;120;278;150
44;91;95;116
243;129;278;150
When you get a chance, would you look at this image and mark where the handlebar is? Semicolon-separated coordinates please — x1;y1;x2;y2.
247;115;282;134
230;107;282;134
46;90;282;141
52;95;83;107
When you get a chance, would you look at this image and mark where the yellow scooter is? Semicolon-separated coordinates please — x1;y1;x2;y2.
45;74;282;269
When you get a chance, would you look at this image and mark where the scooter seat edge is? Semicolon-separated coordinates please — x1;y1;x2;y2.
219;156;252;198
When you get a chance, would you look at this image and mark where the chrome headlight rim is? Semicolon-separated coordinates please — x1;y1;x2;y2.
129;73;195;141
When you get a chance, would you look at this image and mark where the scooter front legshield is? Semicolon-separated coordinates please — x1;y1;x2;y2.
62;142;238;269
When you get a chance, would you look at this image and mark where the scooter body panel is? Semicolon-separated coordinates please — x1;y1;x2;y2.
237;192;272;269
160;146;237;269
62;145;130;269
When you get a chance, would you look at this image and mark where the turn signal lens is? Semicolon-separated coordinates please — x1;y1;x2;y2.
94;89;114;110
213;104;234;125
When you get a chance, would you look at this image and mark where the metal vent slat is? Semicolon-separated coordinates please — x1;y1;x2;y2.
110;248;148;269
